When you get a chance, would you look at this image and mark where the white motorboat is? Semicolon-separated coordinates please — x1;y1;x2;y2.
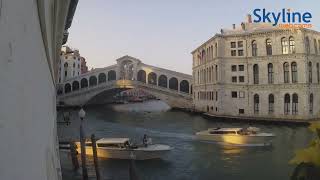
196;127;275;146
76;138;172;160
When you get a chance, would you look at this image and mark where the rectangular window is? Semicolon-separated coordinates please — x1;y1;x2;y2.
239;76;245;82
64;71;67;77
239;91;245;98
231;65;237;72
238;41;243;48
231;42;236;48
231;91;237;98
238;65;244;71
231;50;237;56
232;76;237;82
239;109;244;114
238;50;244;56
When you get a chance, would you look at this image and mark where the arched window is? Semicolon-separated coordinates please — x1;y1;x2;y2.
309;93;313;114
158;72;168;88
254;94;259;114
253;64;259;84
72;81;79;91
252;40;258;56
108;70;116;81
317;63;320;83
308;62;312;83
305;36;310;54
64;62;68;68
215;43;218;57
169;77;178;90
204;69;206;83
266;39;272;55
291;62;298;83
289;36;295;54
202;50;206;63
268;94;274;114
314;39;318;54
197;70;200;84
98;73;106;84
268;63;273;84
148;72;157;85
64;83;71;94
281;37;289;54
284;93;290;115
283;62;290;83
89;76;97;86
292;93;298;115
180;80;189;93
80;78;88;88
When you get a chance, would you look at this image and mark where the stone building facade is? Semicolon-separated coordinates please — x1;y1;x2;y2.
192;20;320;120
58;46;82;83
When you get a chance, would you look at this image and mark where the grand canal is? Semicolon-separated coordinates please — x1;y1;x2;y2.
58;102;313;180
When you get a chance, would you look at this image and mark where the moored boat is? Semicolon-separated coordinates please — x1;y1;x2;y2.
76;138;172;160
196;127;275;146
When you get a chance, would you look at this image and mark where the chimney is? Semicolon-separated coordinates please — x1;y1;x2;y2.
247;14;252;23
232;24;236;29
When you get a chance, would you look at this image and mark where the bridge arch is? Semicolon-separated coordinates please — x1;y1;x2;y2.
169;77;178;91
158;75;167;88
89;76;97;86
72;81;80;91
148;72;157;85
64;83;71;94
108;70;116;81
98;73;107;84
81;78;88;88
180;80;189;93
137;70;146;83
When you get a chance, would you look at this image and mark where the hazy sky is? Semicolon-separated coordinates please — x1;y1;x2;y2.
67;0;320;74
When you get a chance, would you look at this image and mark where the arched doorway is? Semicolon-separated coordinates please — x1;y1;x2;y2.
148;72;157;85
108;70;116;81
169;77;178;90
179;80;189;93
98;73;106;84
89;76;97;86
137;70;146;83
64;83;71;94
158;75;167;88
72;81;79;91
81;78;88;88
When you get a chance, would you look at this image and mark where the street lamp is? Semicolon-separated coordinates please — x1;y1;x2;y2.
79;108;86;120
78;107;88;179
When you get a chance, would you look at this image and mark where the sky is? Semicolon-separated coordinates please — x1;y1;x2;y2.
67;0;320;74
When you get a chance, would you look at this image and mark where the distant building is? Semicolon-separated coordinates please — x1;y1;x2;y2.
81;57;88;74
58;46;82;83
192;15;320;120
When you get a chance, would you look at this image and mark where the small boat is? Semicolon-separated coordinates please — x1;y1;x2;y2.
196;127;275;146
76;138;172;160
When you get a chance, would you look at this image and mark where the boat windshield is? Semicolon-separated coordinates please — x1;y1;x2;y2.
237;128;258;135
209;130;237;134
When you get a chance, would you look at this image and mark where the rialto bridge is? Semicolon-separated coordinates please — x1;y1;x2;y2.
57;56;193;108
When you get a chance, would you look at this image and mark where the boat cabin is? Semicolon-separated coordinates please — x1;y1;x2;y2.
85;138;131;148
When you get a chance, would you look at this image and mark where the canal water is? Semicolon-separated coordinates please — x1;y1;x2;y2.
58;102;313;180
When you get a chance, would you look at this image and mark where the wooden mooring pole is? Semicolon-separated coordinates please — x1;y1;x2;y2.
80;119;88;180
70;142;79;171
91;134;101;180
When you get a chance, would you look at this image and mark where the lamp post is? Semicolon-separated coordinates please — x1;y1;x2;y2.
79;108;88;180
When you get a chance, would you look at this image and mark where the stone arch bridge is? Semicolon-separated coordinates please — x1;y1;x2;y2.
57;56;193;108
